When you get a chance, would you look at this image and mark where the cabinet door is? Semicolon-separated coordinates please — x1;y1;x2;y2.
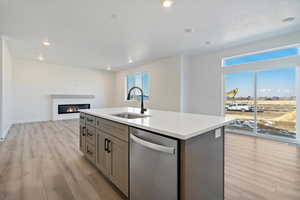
96;131;110;176
109;136;128;196
79;125;86;153
85;142;96;164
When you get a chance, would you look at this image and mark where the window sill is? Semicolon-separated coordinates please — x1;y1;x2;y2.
124;99;150;103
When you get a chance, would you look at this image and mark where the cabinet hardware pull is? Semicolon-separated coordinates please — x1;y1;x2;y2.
107;140;111;153
87;149;93;155
105;138;108;152
130;134;175;154
82;127;86;136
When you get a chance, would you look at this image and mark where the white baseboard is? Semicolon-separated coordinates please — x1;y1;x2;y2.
13;118;79;125
13;119;50;124
0;124;12;141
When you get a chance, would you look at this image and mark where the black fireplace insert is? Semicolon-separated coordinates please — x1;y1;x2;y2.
58;104;90;114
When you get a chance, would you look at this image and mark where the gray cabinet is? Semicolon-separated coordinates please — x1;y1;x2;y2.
85;142;96;163
180;128;224;200
79;125;86;153
86;125;96;146
109;135;128;196
95;129;129;196
79;113;86;153
96;130;110;176
86;115;96;127
81;114;129;197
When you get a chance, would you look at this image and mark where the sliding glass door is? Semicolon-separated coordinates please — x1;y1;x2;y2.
256;68;296;139
224;67;297;140
225;72;255;134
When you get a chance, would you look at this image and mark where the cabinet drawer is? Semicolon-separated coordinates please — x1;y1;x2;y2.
79;125;86;153
86;125;96;146
85;143;96;163
97;118;129;142
86;115;96;127
80;113;86;125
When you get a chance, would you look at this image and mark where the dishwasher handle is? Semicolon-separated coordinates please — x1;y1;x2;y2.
130;134;175;154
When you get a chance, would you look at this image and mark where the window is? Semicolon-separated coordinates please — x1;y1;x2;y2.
256;68;296;138
225;72;255;133
223;47;299;66
223;45;299;141
126;72;150;100
225;68;296;139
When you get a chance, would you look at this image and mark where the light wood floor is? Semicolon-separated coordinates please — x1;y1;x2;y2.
0;120;299;200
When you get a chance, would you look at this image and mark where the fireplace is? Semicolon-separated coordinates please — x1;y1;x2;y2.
58;104;90;114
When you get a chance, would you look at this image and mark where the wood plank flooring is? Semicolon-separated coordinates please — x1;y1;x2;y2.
225;133;300;200
0;120;299;200
0;120;123;200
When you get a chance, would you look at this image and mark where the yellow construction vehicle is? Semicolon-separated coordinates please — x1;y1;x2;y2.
225;88;239;104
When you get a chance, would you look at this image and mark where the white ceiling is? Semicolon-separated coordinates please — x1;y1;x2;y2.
0;0;300;70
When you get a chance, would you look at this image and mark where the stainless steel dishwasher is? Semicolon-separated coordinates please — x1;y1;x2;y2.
130;127;178;200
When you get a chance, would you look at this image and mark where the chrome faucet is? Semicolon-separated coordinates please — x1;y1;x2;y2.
127;87;147;114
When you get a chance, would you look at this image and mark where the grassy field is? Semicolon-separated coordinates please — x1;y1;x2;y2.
225;100;296;134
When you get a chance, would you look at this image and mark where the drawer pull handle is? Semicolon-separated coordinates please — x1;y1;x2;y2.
107;140;111;153
105;139;108;152
87;149;93;155
82;127;86;136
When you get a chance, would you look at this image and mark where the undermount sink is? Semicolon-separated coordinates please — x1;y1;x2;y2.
111;112;150;119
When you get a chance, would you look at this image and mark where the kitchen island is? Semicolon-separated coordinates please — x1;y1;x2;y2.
79;107;234;200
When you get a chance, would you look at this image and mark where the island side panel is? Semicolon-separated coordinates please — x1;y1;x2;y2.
180;127;224;200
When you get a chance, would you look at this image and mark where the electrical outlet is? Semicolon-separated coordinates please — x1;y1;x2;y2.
215;129;221;138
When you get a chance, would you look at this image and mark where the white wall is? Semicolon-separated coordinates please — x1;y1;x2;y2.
0;37;14;139
0;38;3;138
13;60;116;123
180;55;192;112
183;31;300;116
114;56;182;112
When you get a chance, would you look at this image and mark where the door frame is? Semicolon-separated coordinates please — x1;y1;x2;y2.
221;54;300;144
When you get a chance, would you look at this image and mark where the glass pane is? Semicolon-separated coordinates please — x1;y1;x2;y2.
134;73;142;100
223;47;299;66
256;68;296;139
142;73;150;100
225;72;255;134
127;74;136;99
127;72;150;101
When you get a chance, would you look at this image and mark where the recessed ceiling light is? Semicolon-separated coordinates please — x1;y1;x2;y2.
184;28;194;33
38;55;44;61
161;0;174;8
106;66;112;71
111;14;119;20
282;17;295;23
42;40;51;46
129;58;133;63
205;41;211;45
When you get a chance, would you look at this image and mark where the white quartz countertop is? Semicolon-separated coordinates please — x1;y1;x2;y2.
80;107;235;140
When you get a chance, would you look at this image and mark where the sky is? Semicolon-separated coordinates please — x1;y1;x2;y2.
224;47;298;97
127;72;150;96
225;68;296;97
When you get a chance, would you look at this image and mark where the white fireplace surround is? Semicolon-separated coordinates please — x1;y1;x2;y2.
51;94;95;120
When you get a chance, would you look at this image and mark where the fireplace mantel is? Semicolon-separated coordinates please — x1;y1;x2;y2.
50;94;95;99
